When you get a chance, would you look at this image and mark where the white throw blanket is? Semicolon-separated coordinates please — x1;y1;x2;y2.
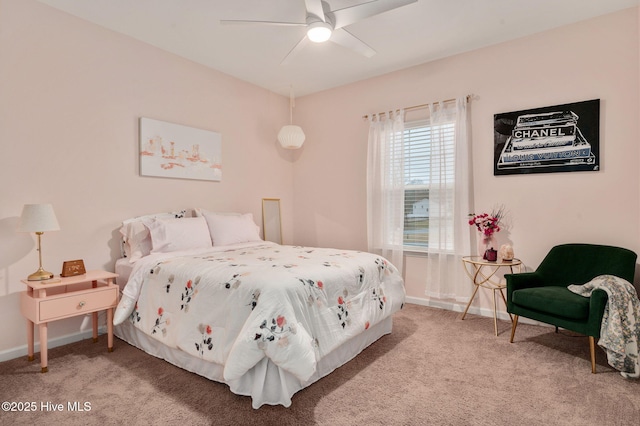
568;275;640;378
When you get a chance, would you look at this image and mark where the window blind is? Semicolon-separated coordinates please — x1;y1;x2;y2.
403;121;456;250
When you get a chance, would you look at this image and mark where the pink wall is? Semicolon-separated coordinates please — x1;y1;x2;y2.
1;1;638;357
294;9;640;314
0;0;292;356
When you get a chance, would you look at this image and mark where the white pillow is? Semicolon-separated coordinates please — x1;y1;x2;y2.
146;216;212;253
199;210;262;246
119;210;187;262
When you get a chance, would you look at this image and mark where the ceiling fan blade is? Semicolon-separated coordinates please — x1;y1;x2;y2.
330;0;418;29
220;19;306;27
330;28;376;58
304;0;326;22
280;36;310;65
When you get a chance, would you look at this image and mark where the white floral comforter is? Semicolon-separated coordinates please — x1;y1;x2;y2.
568;274;640;378
114;242;405;382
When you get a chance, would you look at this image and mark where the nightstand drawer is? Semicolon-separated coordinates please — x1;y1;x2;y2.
39;286;118;322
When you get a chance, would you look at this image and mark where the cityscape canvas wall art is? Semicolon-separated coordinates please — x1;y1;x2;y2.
140;117;222;181
494;99;600;175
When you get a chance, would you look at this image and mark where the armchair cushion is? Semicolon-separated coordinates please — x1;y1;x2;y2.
511;286;590;320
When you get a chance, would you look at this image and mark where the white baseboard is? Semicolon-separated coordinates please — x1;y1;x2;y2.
0;326;108;363
404;296;546;326
1;298;545;363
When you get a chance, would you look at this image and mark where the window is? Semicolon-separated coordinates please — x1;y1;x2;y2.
403;120;456;251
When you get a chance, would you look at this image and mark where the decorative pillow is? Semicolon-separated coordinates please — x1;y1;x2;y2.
146;216;212;253
120;221;152;261
119;210;187;262
198;209;262;246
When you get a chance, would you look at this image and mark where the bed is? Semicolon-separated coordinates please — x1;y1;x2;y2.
112;209;405;408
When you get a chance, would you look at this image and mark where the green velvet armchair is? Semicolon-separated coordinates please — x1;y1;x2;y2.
505;243;637;373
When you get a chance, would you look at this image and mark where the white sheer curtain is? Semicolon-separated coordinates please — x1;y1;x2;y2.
424;98;473;301
366;110;405;273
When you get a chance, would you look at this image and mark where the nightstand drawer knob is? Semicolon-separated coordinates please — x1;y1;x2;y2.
78;301;86;308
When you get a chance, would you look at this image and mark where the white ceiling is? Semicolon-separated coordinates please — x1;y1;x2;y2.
37;0;640;97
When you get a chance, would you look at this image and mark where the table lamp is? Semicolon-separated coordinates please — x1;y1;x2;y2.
17;203;60;281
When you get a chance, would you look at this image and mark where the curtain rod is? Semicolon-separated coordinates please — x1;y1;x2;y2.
362;94;472;120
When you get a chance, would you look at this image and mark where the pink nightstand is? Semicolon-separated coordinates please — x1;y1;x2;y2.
20;270;119;372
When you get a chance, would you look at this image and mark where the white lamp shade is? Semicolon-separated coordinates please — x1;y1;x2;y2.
307;22;332;43
17;204;60;232
278;125;306;149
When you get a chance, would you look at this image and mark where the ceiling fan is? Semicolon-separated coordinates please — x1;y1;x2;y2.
220;0;418;64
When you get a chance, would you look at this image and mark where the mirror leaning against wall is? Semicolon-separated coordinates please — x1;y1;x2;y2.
262;198;282;244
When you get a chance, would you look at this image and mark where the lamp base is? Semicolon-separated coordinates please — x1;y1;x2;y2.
27;267;54;281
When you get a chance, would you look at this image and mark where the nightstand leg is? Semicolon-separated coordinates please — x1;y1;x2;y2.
27;319;35;362
39;322;48;373
107;308;114;352
92;312;98;343
92;279;99;343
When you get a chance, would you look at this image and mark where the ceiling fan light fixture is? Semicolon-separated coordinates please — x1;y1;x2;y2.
307;21;332;43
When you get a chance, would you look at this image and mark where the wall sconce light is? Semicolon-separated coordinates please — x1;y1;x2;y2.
17;203;60;281
278;87;305;149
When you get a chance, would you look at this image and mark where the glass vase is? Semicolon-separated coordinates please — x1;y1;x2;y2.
478;233;496;259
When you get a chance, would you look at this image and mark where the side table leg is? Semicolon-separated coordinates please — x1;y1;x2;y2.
461;284;481;320
492;289;498;336
498;288;513;321
39;322;48;373
107;308;114;352
27;319;35;362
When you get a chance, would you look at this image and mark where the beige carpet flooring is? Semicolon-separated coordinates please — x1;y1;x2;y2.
1;303;639;425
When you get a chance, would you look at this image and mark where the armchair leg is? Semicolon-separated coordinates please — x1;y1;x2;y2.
589;336;596;374
509;315;519;343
